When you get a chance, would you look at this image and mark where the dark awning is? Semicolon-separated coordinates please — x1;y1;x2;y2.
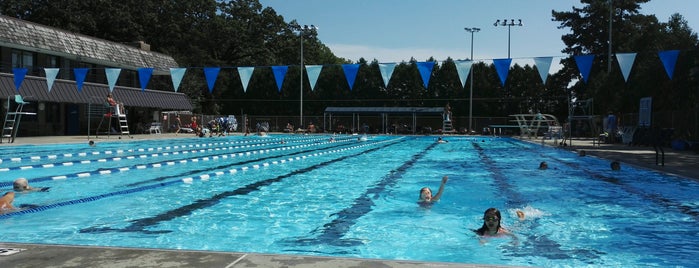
324;107;445;115
0;73;192;110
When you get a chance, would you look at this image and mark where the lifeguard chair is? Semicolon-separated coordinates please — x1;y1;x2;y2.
96;102;130;138
1;95;36;143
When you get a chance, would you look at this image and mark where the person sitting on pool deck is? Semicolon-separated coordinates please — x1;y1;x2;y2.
474;207;516;237
13;178;49;192
418;176;448;205
0;191;15;211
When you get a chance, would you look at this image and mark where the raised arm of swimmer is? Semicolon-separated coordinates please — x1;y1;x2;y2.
432;176;448;201
419;176;448;203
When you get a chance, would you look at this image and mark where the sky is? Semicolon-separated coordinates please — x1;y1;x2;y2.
258;0;699;69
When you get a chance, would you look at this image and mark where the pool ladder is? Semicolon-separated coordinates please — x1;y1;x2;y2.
2;95;36;143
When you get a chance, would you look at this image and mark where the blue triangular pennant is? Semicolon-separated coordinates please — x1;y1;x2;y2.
237;67;254;93
416;61;435;89
455;60;473;88
44;68;59;92
12;68;28;91
271;66;288;92
169;68;186;92
574;54;595;83
492;58;512;86
378;63;397;87
138;67;154;91
74;68;89;92
616;53;637;82
203;67;220;93
342;64;360;90
105;68;121;92
533;57;553;84
658;50;680;80
305;65;323;91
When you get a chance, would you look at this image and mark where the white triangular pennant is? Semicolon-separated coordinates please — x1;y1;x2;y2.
616;53;637;82
455;60;474;88
44;68;59;92
378;63;397;87
305;65;323;91
105;68;121;92
533;57;553;84
169;68;186;92
237;67;254;93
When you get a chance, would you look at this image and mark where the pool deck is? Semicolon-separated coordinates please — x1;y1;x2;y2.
1;133;698;267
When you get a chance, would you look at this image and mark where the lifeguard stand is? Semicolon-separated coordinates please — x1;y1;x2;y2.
569;98;599;138
96;103;130;138
1;95;36;143
442;113;455;134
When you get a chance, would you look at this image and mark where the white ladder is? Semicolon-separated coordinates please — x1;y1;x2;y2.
96;104;131;138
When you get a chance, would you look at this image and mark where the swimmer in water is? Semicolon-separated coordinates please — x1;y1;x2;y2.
418;176;448;206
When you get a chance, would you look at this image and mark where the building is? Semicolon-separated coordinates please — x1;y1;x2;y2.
0;15;192;137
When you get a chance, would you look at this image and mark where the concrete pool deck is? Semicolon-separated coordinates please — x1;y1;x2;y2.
1;133;698;267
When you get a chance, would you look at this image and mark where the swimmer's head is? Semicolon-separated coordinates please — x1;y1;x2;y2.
483;207;502;229
419;187;432;201
89;140;95;147
539;161;548;170
13;178;30;191
611;161;621;171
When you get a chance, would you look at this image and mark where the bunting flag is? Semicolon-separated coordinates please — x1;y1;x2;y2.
574;54;595;83
493;58;512;86
44;68;59;92
7;48;690;95
12;68;28;91
138;67;154;92
533;57;553;84
305;65;323;91
658;50;680;79
455;60;474;88
203;67;220;93
105;68;121;92
169;68;186;92
74;68;89;92
271;66;288;93
416;61;435;89
616;53;637;82
342;64;360;90
237;67;254;93
378;63;397;87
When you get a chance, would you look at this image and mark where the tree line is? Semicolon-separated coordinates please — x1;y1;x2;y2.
1;0;697;134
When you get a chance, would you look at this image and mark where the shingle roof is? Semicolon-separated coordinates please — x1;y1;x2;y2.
0;73;192;110
0;15;178;74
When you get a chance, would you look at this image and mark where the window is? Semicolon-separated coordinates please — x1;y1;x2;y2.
11;49;35;75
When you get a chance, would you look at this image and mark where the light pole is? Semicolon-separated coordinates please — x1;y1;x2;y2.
297;24;317;130
464;27;480;133
493;19;523;58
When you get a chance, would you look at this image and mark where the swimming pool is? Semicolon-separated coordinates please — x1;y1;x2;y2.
1;135;697;267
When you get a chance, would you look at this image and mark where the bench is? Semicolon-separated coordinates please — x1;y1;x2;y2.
148;123;162;134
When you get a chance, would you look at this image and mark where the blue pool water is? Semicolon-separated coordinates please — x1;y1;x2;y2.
0;135;698;267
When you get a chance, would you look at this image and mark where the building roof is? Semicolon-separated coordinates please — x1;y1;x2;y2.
0;15;178;75
0;73;192;110
324;107;445;115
